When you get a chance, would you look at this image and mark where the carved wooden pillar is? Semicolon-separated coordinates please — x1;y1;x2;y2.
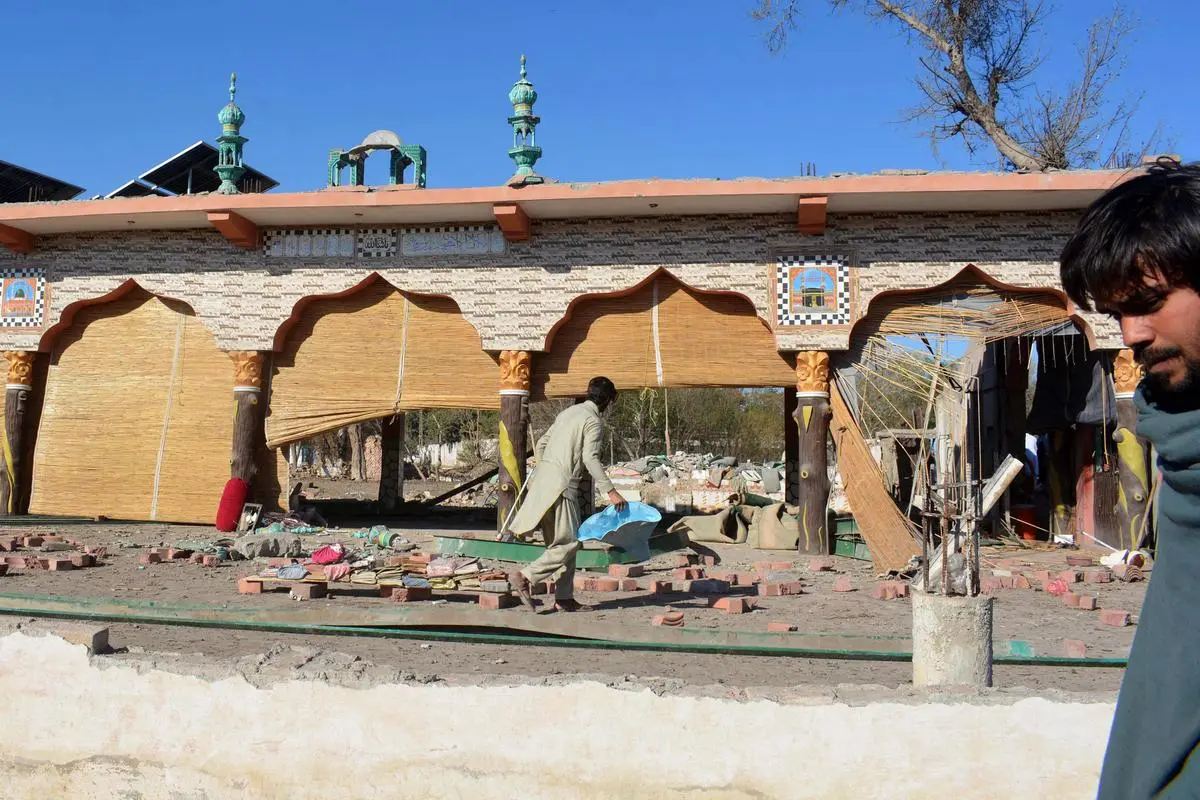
378;415;405;513
229;352;267;487
793;351;832;555
497;351;531;531
0;351;35;516
1112;349;1151;550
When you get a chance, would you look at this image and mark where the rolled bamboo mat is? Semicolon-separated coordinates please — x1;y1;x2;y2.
533;275;794;397
267;280;498;447
830;380;921;573
30;292;232;524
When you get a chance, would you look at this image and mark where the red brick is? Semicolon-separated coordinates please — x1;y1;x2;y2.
1063;639;1088;658
572;575;589;593
478;592;516;610
238;577;263;594
710;596;752;614
1063;592;1081;608
832;575;854;592
289;582;327;600
759;581;804;597
872;583;896;600
1012;575;1032;590
998;576;1015;589
608;564;644;578
1057;569;1080;584
618;578;639;592
768;561;793;571
1100;609;1131;627
592;577;621;592
807;557;835;572
652;611;685;627
408;553;433;565
672;554;698;568
42;535;65;543
647;580;673;594
383;556;409;568
1066;555;1095;568
167;549;192;561
734;572;760;587
389;587;433;603
767;622;798;632
1029;570;1052;583
22;536;43;548
1083;569;1112;584
0;539;16;552
701;555;719;567
139;553;162;565
189;553;205;564
673;567;705;581
1077;595;1098;611
980;577;1002;595
890;581;910;598
68;553;94;568
201;555;222;567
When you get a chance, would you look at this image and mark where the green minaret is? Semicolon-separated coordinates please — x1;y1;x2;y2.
507;55;544;187
215;72;247;195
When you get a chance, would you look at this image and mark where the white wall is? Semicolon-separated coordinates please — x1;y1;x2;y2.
0;631;1114;800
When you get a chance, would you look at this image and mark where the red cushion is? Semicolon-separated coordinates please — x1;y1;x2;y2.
215;478;249;532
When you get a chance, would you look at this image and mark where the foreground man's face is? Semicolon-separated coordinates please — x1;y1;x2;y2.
1099;273;1200;398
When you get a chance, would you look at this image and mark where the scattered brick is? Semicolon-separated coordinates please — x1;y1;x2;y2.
999;576;1015;589
189;553;205;564
1044;578;1069;596
237;577;263;594
608;564;644;578
872;583;896;600
647;579;673;594
759;581;804;597
652;611;685;627
1029;570;1052;583
1084;569;1112;584
389;587;434;603
0;539;17;552
1063;639;1088;658
671;580;695;593
139;553;162;565
701;555;719;567
1100;609;1131;627
767;621;798;632
42;535;65;543
167;549;192;561
980;577;1002;595
407;553;433;565
22;536;44;548
528;580;556;596
592;577;621;592
1066;555;1096;568
734;572;760;587
1063;592;1081;608
201;555;222;567
479;592;516;610
807;557;835;572
25;557;47;570
1077;595;1098;611
672;554;698;568
710;596;753;614
832;575;854;592
673;567;705;581
618;578;639;592
289;582;327;600
68;553;94;568
1057;569;1080;584
890;581;910;598
1012;575;1032;590
383;556;409;568
1112;564;1144;582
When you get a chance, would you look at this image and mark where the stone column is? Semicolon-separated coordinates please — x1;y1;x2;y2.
497;351;531;531
1112;349;1151;550
378;415;405;513
0;351;35;516
793;351;832;555
229;352;267;487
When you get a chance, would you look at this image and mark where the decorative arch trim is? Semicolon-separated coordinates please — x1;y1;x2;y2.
38;279;200;353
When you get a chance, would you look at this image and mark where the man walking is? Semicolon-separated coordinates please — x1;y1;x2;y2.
1059;159;1200;798
508;376;627;612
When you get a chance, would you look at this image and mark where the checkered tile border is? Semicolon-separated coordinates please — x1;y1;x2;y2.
0;267;45;328
776;255;851;326
357;228;397;258
264;229;356;258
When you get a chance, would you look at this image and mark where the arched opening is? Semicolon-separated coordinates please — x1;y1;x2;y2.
30;287;233;524
533;271;794;397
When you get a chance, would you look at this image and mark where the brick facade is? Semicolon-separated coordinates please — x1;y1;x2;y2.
0;210;1120;353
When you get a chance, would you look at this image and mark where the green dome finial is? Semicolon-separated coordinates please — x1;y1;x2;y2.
508;55;537;111
215;71;248;194
229;71;237;102
506;54;544;186
520;54;527;80
218;71;245;131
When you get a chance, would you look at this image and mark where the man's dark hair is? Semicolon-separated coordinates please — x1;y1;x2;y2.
587;376;617;409
1060;159;1200;311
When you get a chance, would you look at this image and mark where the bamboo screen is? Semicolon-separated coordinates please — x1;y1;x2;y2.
533;275;794;397
30;291;233;524
266;280;499;447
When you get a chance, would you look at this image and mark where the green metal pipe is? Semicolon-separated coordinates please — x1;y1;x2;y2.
0;594;1127;668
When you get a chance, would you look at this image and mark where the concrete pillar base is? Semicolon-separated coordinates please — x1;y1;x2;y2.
912;592;994;688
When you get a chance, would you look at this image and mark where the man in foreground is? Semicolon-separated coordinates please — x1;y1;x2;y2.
1059;159;1200;798
507;376;627;613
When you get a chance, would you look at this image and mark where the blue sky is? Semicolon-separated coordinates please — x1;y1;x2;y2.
1;1;1193;196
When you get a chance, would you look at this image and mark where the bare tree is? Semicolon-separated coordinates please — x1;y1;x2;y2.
753;0;1153;170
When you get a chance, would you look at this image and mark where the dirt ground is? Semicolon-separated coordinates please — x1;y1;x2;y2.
0;503;1144;693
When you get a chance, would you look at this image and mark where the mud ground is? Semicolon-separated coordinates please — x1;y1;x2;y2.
0;502;1143;693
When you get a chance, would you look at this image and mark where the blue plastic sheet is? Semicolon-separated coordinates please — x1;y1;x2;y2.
578;502;662;562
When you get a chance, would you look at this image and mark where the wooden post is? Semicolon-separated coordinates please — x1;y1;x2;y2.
1046;429;1075;538
378;415;405;512
497;351;531;531
793;351;832;555
0;351;35;516
783;387;799;506
1112;349;1151;550
229;352;266;486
